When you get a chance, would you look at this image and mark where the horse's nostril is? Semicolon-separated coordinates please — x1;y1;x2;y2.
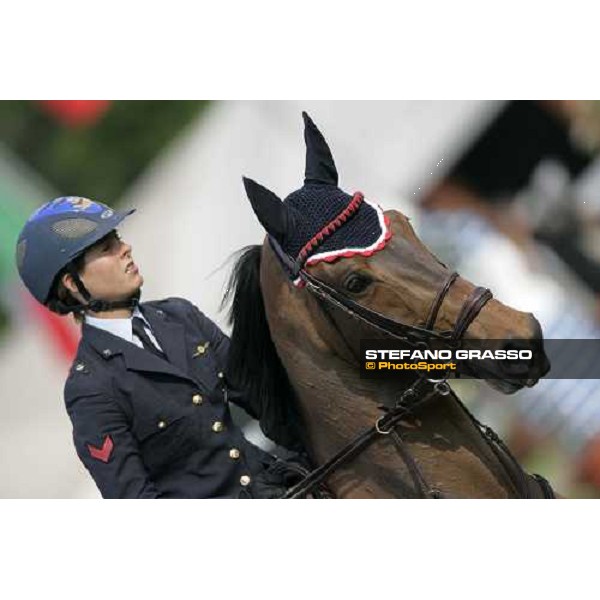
525;316;550;378
500;338;550;379
501;341;532;372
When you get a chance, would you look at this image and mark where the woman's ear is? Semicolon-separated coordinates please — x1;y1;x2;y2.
61;272;79;295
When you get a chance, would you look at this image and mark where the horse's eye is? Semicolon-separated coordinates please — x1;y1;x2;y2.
344;273;372;294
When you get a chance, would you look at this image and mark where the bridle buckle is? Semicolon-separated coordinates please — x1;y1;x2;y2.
427;377;451;396
375;416;393;435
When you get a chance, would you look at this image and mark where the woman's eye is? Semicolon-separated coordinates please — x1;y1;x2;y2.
103;234;120;252
344;273;372;294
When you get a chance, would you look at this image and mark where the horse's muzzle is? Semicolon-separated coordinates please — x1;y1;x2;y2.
497;315;550;386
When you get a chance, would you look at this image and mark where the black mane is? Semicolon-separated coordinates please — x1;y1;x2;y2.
222;245;304;451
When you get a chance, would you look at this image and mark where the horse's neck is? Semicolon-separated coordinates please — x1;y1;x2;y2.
287;354;517;498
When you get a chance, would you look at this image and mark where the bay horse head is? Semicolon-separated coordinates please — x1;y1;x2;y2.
225;113;552;497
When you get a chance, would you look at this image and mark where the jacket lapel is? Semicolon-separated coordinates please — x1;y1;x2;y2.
140;305;190;373
82;321;192;382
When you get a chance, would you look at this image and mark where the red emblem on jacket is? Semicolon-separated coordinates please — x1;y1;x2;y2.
87;435;114;463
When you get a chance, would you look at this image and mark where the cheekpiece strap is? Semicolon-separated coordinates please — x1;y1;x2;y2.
268;236;304;280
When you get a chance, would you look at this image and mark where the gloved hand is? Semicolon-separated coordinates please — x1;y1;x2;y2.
238;454;333;499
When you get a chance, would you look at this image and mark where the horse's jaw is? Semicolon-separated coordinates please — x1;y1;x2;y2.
484;376;541;395
485;379;526;394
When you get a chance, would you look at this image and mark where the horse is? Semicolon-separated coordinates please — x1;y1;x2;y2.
224;112;555;498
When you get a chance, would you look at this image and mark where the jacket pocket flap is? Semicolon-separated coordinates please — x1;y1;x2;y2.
134;412;186;442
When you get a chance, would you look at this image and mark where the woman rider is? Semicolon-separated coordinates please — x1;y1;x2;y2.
15;196;305;498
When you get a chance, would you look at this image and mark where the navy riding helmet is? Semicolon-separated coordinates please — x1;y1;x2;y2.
16;196;135;310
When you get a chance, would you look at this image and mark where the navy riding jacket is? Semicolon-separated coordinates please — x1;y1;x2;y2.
64;297;275;498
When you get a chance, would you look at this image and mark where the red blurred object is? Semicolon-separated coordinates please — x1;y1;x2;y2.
28;294;81;363
576;435;600;490
37;100;111;128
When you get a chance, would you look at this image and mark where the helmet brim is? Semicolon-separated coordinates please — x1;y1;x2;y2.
65;207;136;261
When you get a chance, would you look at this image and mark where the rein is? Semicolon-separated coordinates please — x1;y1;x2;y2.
282;377;447;498
283;372;554;499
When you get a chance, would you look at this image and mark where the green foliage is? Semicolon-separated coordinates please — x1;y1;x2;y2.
0;303;7;335
0;100;209;338
0;100;208;204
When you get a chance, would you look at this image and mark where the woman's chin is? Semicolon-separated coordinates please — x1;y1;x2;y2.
128;274;144;289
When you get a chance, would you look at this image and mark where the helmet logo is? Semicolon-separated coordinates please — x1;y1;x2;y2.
69;197;94;211
28;196;104;223
101;209;114;219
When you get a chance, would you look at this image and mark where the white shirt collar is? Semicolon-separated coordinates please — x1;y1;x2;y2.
85;306;150;345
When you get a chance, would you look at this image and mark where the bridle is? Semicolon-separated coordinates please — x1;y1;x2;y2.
265;202;555;499
301;268;493;349
268;231;493;353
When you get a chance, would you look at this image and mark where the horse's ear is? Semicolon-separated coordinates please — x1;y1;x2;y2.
242;177;292;241
303;111;338;186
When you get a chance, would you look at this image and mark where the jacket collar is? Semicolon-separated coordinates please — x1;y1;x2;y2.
141;304;189;372
82;304;191;381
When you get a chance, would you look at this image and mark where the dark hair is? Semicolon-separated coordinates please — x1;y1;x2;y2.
46;252;87;321
46;231;121;320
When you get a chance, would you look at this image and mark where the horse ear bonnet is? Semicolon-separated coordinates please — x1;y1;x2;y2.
242;177;294;243
243;111;391;273
303;111;339;186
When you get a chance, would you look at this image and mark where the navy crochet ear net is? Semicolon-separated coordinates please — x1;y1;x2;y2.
243;112;391;280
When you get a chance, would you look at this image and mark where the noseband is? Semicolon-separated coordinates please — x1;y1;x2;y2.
267;231;554;499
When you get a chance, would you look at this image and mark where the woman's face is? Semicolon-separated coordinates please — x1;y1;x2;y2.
77;230;143;302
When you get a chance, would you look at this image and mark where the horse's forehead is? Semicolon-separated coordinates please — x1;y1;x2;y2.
306;212;431;278
384;209;412;229
283;189;393;270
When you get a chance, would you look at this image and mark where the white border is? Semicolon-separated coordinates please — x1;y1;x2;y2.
2;500;597;600
4;1;600;99
305;198;390;265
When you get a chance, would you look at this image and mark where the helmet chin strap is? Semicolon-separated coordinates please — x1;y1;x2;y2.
63;263;140;315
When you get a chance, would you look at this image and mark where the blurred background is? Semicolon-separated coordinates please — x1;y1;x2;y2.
1;100;600;498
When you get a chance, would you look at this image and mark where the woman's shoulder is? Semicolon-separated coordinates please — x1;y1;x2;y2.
142;297;222;332
142;297;200;319
63;343;114;407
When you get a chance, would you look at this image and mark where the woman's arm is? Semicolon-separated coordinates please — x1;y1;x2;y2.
67;392;162;499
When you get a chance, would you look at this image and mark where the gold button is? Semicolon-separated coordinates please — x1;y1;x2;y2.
212;421;224;433
192;342;209;358
229;448;240;459
192;394;203;405
240;475;251;486
157;420;166;429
